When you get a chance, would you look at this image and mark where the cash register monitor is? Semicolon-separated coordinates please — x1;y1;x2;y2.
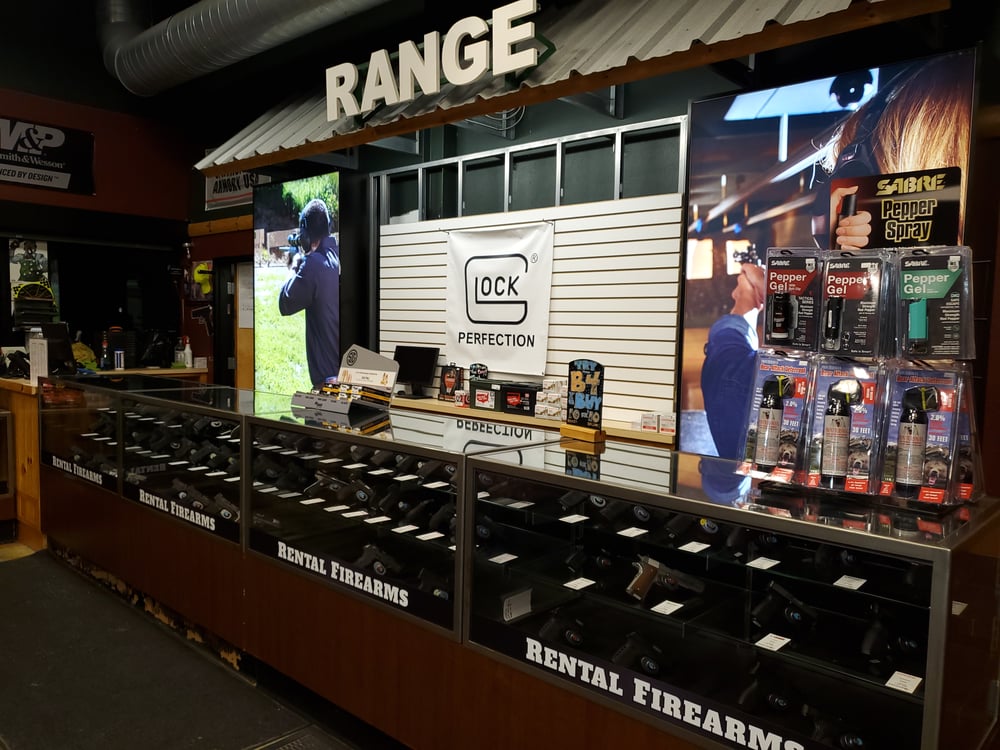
392;345;439;398
39;322;77;375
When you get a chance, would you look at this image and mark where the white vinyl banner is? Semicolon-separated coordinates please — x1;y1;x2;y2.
446;223;554;376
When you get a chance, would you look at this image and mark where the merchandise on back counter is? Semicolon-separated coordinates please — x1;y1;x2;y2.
897;246;975;360
763;248;823;350
878;362;963;505
438;363;464;402
820;251;892;358
955;364;983;502
804;357;882;494
742;352;811;481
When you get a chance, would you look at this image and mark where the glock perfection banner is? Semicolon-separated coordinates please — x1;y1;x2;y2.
446;222;554;376
0;116;94;194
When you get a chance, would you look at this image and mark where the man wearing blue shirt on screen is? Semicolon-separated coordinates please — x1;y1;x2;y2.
279;198;341;387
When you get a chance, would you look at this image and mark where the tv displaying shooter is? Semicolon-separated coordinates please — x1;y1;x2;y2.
279;198;341;387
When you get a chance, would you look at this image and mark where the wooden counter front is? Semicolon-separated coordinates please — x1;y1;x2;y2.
0;377;40;548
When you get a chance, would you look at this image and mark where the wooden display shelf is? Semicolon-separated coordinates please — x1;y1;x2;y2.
390;395;676;447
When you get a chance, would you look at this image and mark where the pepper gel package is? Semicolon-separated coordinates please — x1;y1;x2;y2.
742;352;811;481
820;252;891;358
804;358;881;494
897;246;975;360
878;363;962;504
763;248;822;350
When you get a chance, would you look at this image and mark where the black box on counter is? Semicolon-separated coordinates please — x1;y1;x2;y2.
500;383;541;415
470;378;505;411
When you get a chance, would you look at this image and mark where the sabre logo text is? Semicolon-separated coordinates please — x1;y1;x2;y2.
465;253;529;324
0;119;66;154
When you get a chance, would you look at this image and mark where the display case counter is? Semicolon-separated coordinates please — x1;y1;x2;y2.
38;376;274;646
245;406;559;637
464;440;1000;750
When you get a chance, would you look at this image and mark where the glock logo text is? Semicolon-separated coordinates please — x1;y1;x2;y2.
465;253;528;324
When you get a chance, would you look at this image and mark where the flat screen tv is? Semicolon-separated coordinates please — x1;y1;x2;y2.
392;344;440;398
677;49;977;460
252;173;341;394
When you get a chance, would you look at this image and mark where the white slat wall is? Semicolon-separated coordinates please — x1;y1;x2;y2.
380;193;682;425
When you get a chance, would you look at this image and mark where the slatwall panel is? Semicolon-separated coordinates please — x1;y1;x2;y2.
380;193;682;425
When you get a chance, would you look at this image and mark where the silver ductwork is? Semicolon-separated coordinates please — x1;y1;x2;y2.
98;0;392;96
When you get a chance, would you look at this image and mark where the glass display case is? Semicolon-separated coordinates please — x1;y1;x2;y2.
246;407;558;634
464;439;1000;750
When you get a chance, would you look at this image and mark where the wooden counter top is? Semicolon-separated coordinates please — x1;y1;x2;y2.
0;377;36;396
390;395;676;447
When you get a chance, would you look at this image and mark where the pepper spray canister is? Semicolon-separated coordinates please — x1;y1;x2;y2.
895;386;939;498
820;379;861;490
754;375;793;472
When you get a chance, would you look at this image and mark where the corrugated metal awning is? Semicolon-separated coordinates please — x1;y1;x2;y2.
196;0;947;176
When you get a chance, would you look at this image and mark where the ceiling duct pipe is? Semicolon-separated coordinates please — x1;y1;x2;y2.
98;0;392;96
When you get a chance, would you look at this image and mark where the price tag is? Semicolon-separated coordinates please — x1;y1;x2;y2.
224;476;241;483
342;510;368;518
277;491;302;499
952;601;968;616
617;527;648;538
755;633;791;652
187;465;210;472
652;600;684;616
364;515;393;524
507;500;534;510
299;498;325;505
423;481;449;490
563;577;595;590
258;486;278;494
299;454;323;460
343;462;367;470
833;575;867;590
489;553;518;564
747;557;780;570
886;672;922;694
559;514;589;524
502;589;532;622
368;468;393;476
279;449;298;456
678;541;710;553
318;457;343;464
205;471;227;477
416;531;444;541
258;444;279;451
393;524;419;534
323;504;350;512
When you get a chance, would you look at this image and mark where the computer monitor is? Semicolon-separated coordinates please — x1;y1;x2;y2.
39;322;77;375
392;345;440;398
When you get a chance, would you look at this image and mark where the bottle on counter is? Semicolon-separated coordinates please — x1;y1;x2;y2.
99;331;112;371
174;337;185;366
183;336;193;368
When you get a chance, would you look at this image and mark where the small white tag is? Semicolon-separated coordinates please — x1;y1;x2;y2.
886;671;922;694
755;633;791;651
507;500;534;509
368;468;393;476
205;471;227;477
502;589;532;622
168;460;188;466
278;449;298;456
490;553;518;564
563;577;595;590
343;462;367;470
364;515;393;524
416;531;444;541
559;514;588;524
652;600;684;616
299;454;323;460
395;474;420;482
224;475;241;483
747;557;780;570
323;504;350;512
258;486;278;494
258;444;279;451
618;527;648;538
277;491;301;499
186;465;210;472
424;481;449;490
392;524;419;534
80;432;100;437
678;541;710;553
342;510;368;518
833;575;867;590
318;457;343;464
299;498;325;506
952;601;968;615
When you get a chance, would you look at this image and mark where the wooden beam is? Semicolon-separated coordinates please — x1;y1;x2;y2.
201;0;950;176
188;215;254;237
